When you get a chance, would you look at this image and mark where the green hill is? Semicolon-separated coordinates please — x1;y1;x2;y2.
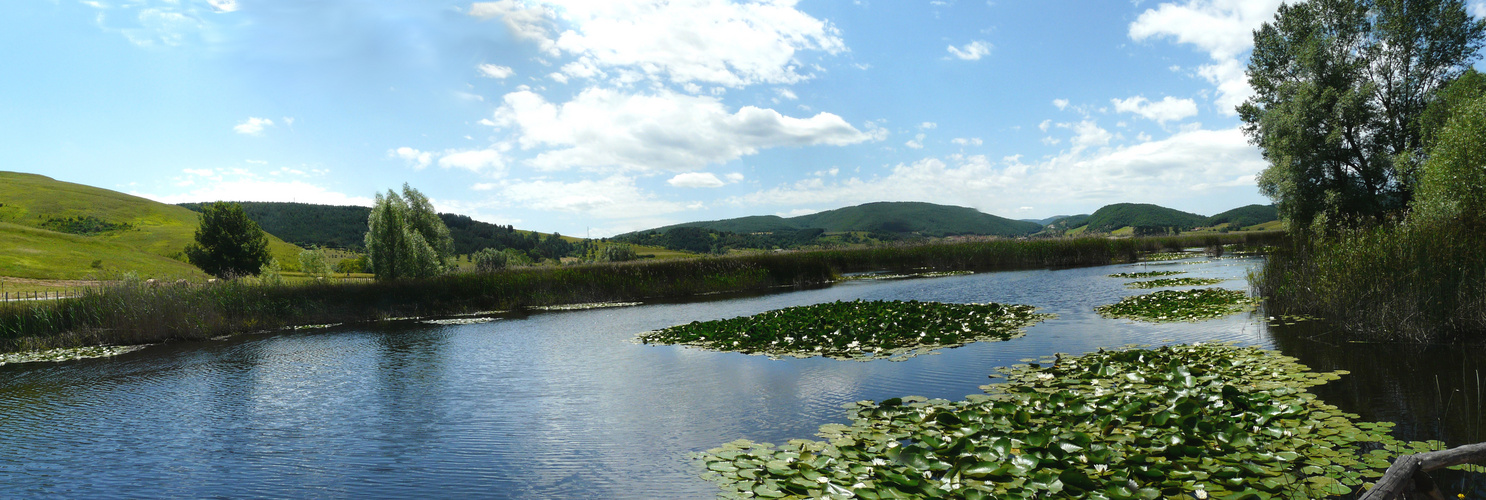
639;201;1042;238
0;171;303;280
1207;204;1279;229
176;201;555;255
1083;203;1209;233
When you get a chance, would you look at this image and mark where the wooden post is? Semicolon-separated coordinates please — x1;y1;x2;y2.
1360;442;1486;499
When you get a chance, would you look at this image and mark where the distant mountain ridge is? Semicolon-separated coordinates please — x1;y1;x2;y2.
634;201;1044;238
1083;203;1210;233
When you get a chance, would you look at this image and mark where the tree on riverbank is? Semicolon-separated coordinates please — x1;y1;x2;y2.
184;202;271;278
365;184;454;280
1240;0;1486;229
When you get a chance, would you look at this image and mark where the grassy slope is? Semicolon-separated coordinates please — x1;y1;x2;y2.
0;172;301;279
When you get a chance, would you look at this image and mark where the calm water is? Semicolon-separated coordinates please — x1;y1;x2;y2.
2;256;1482;498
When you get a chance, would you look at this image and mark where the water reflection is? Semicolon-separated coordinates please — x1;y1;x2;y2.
1;256;1477;498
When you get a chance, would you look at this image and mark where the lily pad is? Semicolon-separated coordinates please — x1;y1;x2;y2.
638;300;1053;361
1096;288;1254;322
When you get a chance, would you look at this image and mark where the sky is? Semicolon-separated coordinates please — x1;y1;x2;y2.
7;0;1486;238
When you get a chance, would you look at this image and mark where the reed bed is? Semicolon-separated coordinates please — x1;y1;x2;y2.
1;232;1283;353
1255;221;1486;343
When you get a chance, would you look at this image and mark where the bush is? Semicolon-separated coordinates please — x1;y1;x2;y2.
473;248;507;273
599;244;638;262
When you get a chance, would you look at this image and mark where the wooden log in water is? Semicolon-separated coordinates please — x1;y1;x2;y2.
1361;442;1486;500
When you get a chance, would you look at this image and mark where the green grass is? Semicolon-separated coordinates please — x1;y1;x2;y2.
0;171;302;279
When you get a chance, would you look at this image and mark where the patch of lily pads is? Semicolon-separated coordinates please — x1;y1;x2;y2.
1097;288;1254;322
422;317;499;325
699;343;1442;499
532;301;643;311
1124;277;1226;289
637;300;1053;361
840;271;975;282
1107;271;1184;279
0;345;148;366
1139;252;1197;262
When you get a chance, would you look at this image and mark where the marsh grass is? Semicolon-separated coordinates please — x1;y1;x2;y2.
1255;221;1486;342
1;232;1284;353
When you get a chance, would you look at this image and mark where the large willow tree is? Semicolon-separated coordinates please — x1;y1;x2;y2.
365;184;454;280
1239;0;1486;229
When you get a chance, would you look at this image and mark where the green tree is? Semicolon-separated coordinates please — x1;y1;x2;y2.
184;201;272;278
364;184;454;280
473;247;508;272
1240;0;1486;228
1412;94;1486;224
299;247;331;278
599;243;638;262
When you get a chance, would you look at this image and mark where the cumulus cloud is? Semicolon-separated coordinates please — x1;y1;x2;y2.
1128;0;1286;115
952;137;983;146
207;0;239;13
905;133;926;149
498;175;699;219
438;148;508;174
233;117;274;136
947;40;992;60
138;168;373;206
490;87;876;172
478;63;515;79
668;172;727;188
392;147;434;169
731;127;1266;217
471;0;845;87
1111;95;1199;124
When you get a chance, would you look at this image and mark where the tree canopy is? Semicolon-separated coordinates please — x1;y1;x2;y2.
184;201;272;278
365;184;455;280
1240;0;1486;228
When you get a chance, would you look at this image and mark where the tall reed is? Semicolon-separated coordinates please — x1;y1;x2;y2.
1254;221;1486;342
1;232;1283;353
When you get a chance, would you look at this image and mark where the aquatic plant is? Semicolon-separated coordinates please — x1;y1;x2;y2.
1140;252;1197;262
0;345;146;365
1107;271;1184;279
1125;277;1226;289
638;300;1052;361
699;343;1441;499
1096;288;1253;322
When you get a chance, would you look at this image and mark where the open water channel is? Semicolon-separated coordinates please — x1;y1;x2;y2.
4;255;1486;498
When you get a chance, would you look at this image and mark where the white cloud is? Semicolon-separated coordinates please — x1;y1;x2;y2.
952;137;983;146
139;168;373;206
1111;95;1199;124
438;148;508;175
391;147;434;169
490;87;875;172
947;40;992;60
775;88;798;100
478;63;515;79
905;133;926;149
1129;0;1286;115
472;0;846;87
1053;99;1069;110
919;122;937;130
667;172;726;188
207;0;238;13
233;117;274;136
732;127;1265;216
1067;120;1112;152
724;172;745;182
469;1;559;55
1038;119;1052;132
498;175;697;219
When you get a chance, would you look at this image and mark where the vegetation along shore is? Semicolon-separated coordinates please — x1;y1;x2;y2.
0;232;1279;354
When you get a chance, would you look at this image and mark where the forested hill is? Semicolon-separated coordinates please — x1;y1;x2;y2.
638;201;1043;238
1206;204;1279;229
177;201;547;254
1082;203;1210;233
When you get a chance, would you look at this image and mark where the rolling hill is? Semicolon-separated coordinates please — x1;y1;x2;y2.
638;201;1043;238
1082;203;1210;233
1207;204;1280;229
176;201;559;255
0;171;303;280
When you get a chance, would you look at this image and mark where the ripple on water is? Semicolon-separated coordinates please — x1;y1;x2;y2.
0;257;1281;499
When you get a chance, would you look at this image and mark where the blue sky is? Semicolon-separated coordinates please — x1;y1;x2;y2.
8;1;1484;237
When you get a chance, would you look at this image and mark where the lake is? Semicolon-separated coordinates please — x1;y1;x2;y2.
3;255;1483;498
